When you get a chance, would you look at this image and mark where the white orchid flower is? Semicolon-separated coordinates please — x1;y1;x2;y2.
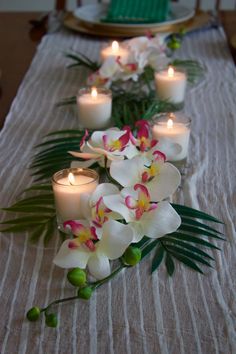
81;183;121;239
103;184;181;242
53;219;133;280
69;128;138;169
99;56;120;78
110;150;180;201
69;128;134;165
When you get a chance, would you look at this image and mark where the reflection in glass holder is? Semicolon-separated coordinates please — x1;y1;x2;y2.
152;112;191;170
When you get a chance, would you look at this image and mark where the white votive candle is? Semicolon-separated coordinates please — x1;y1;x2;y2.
152;113;191;162
155;66;187;104
52;168;99;226
101;40;129;64
77;87;112;129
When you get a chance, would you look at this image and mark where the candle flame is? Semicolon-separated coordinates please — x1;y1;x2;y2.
68;172;76;185
91;87;98;99
167;119;173;129
168;66;174;78
112;41;119;53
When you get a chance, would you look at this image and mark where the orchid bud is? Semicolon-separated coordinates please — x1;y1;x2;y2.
123;246;142;266
78;286;93;300
167;38;181;50
67;268;87;287
45;313;58;328
26;306;41;322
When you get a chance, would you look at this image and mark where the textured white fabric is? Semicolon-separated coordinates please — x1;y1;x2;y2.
0;27;236;354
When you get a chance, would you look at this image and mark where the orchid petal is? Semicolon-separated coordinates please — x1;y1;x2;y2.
147;162;181;201
140;201;181;239
110;157;143;186
103;194;133;222
53;240;90;269
98;220;133;260
69;151;100;159
71;159;98;168
91;130;124;148
110;155;149;186
90;183;120;206
87;252;111;280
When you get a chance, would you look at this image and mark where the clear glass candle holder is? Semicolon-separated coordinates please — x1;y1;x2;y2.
152;112;191;168
154;66;187;109
77;87;112;130
52;168;99;230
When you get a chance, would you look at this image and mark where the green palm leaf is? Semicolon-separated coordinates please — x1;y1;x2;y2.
151;243;165;273
171;203;223;224
141;239;160;259
178;224;225;240
165;253;175;276
162;238;215;260
164;245;212;268
181;217;223;235
163;233;221;250
168;252;204;274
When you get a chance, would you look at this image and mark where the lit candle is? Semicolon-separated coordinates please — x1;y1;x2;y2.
155;66;187;104
100;40;129;64
77;87;112;129
152;113;191;162
52;168;99;227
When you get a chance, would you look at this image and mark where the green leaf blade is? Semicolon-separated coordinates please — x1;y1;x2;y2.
151;243;165;273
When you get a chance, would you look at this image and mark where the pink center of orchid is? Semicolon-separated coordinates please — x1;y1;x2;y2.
116;57;137;73
135;120;158;152
102;129;130;152
63;220;98;252
125;184;157;220
92;196;111;228
80;129;89;149
141;150;166;183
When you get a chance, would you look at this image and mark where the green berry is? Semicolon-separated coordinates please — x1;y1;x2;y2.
26;307;41;322
67;268;87;287
123;246;142;266
78;286;93;300
168;40;181;50
45;313;58;328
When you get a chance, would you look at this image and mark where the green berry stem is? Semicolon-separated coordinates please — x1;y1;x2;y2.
41;295;79;315
34;240;153;322
91;264;126;290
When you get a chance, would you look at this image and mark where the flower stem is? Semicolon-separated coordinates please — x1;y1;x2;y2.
38;240;154;317
41;295;79;315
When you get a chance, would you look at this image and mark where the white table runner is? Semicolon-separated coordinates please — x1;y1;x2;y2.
0;27;236;354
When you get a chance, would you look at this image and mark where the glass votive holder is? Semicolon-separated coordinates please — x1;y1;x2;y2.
52;168;99;230
154;66;187;109
152;112;191;168
77;87;112;130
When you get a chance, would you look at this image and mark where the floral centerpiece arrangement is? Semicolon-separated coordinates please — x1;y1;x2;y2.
1;121;223;328
60;32;204;112
0;32;222;329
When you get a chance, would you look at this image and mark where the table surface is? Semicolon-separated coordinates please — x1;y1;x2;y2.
0;18;236;354
0;11;236;130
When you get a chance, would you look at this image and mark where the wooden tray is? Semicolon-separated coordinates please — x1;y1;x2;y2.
63;10;212;38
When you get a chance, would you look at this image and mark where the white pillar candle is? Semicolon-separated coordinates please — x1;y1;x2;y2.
152;114;191;162
155;66;187;104
52;168;99;226
77;87;112;129
100;40;129;64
